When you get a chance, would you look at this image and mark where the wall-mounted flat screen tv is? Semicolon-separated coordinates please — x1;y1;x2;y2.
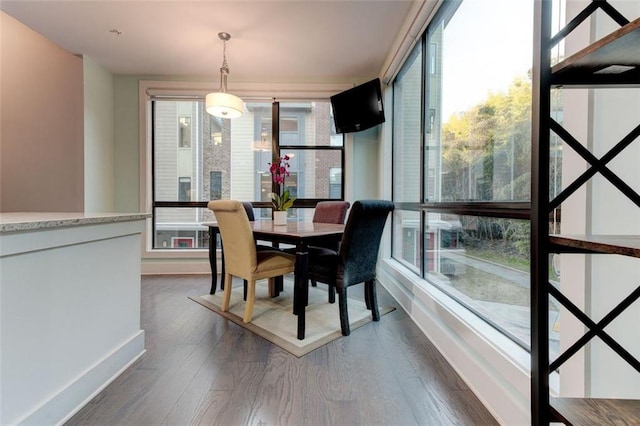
330;78;385;134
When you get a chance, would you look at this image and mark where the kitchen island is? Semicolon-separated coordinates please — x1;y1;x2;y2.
0;212;149;425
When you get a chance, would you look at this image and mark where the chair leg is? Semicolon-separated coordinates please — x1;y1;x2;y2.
364;285;371;310
337;287;350;336
243;280;248;301
365;279;380;321
243;279;257;323
328;284;336;304
311;280;317;287
267;278;276;297
221;274;233;312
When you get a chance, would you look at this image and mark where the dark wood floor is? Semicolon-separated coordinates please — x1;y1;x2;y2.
65;274;498;426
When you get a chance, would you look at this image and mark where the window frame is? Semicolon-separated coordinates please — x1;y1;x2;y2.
391;0;533;352
140;81;352;254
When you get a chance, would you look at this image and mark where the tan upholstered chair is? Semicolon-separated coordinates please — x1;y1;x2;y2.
208;200;296;323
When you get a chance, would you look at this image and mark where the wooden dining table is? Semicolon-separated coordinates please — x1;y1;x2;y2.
205;220;345;340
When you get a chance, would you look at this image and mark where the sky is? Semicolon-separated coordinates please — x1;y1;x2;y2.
441;0;535;120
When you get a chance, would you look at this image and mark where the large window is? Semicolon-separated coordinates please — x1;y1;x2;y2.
392;41;423;273
391;0;553;353
150;97;344;250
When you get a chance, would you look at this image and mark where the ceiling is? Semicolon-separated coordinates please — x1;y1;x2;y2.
1;0;420;84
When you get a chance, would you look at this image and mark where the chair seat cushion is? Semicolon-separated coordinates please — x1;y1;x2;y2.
255;250;296;274
308;247;337;257
256;244;277;252
282;245;334;256
308;247;339;281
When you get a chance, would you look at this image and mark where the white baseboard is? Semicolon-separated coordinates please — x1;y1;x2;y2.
17;331;145;426
141;259;213;275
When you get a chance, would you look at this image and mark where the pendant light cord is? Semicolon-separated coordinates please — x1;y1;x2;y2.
219;36;230;93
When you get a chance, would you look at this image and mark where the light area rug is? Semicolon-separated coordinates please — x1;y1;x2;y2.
189;279;394;357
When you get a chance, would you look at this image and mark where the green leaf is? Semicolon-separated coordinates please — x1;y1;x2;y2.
268;190;296;211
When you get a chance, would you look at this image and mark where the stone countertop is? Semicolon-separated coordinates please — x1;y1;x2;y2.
0;212;151;233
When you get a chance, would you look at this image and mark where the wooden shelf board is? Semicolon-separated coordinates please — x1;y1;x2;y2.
549;234;640;257
551;397;640;425
551;17;640;85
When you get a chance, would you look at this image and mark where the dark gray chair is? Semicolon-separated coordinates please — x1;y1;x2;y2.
310;200;350;251
286;201;351;290
310;201;350;289
306;200;394;336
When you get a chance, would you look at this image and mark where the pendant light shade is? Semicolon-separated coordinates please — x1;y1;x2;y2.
206;92;244;118
206;32;244;119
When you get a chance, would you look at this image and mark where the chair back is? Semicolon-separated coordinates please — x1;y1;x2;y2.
207;200;257;276
312;201;351;224
241;201;256;221
339;200;394;286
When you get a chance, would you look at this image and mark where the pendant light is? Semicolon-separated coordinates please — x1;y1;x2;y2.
206;32;244;118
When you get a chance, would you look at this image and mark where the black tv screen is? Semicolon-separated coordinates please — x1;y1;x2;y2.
330;78;385;134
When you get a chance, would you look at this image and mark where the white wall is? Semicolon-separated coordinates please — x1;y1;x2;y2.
0;11;84;212
114;76;142;213
1;13;119;215
589;87;640;398
347;126;381;201
84;57;115;212
561;0;640;400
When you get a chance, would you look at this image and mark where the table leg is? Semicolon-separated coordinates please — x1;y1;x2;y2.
208;227;218;294
220;244;225;290
272;242;283;297
294;241;309;340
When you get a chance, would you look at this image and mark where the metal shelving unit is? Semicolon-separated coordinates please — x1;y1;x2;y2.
531;1;640;424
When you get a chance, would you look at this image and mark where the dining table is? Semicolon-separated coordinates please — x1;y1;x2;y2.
205;220;345;340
